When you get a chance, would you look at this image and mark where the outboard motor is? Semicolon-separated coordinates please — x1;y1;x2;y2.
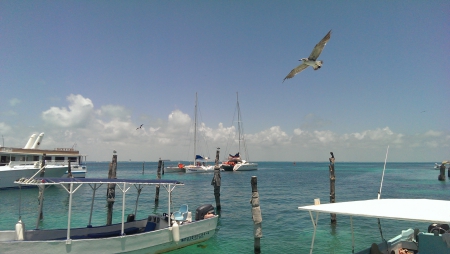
127;214;135;222
195;204;215;221
428;223;449;234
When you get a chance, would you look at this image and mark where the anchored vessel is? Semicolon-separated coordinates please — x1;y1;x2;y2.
0;177;218;254
220;93;257;171
185;93;214;174
0;133;87;188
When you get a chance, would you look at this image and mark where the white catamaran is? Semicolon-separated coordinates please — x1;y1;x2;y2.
221;92;257;171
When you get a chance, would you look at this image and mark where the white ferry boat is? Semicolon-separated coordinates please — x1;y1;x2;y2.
0;133;87;188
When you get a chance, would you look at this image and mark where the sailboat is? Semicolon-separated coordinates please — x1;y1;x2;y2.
185;93;214;174
221;92;258;171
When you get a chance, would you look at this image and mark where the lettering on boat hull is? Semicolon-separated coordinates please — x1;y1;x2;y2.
181;231;210;242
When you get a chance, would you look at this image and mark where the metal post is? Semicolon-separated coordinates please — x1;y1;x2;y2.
66;182;74;243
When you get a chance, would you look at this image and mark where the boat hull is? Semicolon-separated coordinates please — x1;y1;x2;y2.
164;166;185;173
220;164;234;171
185;165;214;173
62;165;87;178
234;162;258;171
0;165;69;188
0;216;218;254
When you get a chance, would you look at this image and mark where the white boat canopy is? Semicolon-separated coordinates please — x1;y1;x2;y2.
298;198;450;254
15;177;184;186
14;177;184;240
298;198;450;223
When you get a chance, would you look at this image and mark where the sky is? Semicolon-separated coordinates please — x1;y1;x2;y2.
1;1;449;162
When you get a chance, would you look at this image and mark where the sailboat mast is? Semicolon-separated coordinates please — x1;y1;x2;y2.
236;92;241;154
194;93;198;163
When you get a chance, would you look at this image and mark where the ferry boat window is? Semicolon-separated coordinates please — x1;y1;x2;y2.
68;157;77;162
44;156;52;161
33;156;39;161
1;156;9;164
55;157;65;161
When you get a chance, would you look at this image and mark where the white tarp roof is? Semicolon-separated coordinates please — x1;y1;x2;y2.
298;199;450;223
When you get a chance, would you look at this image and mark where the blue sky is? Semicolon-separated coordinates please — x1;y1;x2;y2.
1;1;448;162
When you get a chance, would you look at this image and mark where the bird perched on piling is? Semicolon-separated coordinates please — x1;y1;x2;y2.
283;30;331;82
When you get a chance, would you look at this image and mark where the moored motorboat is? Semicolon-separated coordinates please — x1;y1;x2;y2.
0;132;88;187
0;177;219;254
165;162;186;173
185;156;214;174
0;163;68;189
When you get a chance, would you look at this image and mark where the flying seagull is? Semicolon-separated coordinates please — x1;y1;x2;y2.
136;124;143;130
283;30;332;82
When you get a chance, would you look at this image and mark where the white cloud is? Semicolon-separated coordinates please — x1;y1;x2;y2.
424;130;441;137
42;94;94;128
167;110;191;134
97;105;131;121
247;126;290;146
3;94;444;162
313;130;336;143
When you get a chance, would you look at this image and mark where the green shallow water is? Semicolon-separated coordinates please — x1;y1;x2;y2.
0;161;447;253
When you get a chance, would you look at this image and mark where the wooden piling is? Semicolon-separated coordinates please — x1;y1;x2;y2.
39;153;46;177
211;148;221;211
155;159;162;203
36;185;45;227
106;154;117;225
67;160;73;178
439;163;445;181
250;176;262;254
329;152;336;224
142;162;144;175
38;153;46;221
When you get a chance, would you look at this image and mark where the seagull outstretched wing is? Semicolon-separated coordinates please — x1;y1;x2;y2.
283;63;309;82
309;30;331;60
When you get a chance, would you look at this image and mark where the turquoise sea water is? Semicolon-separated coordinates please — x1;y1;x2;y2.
0;161;447;253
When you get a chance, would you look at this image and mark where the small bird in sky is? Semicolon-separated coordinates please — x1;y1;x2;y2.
283;30;332;82
136;124;143;130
